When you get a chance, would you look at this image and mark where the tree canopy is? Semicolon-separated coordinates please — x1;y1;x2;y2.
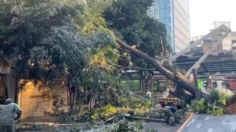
104;0;170;67
0;0;171;102
0;0;116;87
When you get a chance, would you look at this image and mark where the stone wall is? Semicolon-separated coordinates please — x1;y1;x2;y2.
18;81;69;120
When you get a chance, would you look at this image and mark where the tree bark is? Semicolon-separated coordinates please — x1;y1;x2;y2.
116;39;197;98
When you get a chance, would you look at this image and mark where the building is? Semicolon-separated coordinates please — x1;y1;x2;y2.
222;32;236;51
190;23;236;53
174;0;190;53
147;0;190;53
175;25;236;90
211;21;231;30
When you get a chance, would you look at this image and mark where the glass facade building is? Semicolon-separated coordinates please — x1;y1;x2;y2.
148;0;190;53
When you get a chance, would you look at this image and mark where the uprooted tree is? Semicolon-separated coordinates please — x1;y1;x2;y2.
116;39;202;99
103;0;200;99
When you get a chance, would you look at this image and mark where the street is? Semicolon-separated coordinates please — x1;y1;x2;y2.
183;114;236;132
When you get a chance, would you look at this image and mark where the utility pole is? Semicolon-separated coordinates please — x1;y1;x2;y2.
192;69;200;99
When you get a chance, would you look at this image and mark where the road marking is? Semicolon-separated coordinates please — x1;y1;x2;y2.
208;128;213;132
205;116;209;120
196;123;202;128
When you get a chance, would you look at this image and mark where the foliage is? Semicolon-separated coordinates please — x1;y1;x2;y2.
109;121;143;132
228;94;236;105
192;89;233;115
207;104;224;116
90;95;153;121
113;121;130;132
119;96;152;109
104;0;170;67
91;104;118;121
208;89;232;107
72;0;127;107
225;103;236;114
0;0;89;85
192;99;207;114
81;46;123;106
0;0;117;81
78;0;113;34
118;95;152;117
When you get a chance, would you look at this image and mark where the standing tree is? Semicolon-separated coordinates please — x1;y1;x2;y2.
0;0;119;110
0;0;90;109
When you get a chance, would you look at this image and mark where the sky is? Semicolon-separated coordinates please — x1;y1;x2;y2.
189;0;236;37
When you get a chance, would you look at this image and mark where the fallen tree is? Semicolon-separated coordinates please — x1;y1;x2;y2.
116;39;201;99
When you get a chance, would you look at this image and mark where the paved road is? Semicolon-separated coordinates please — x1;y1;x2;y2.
143;122;179;132
183;114;236;132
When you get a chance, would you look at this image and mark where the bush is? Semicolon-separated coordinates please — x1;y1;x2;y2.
118;96;152;109
109;121;144;132
208;105;224;116
208;89;233;107
192;89;233;115
91;104;118;121
192;99;207;113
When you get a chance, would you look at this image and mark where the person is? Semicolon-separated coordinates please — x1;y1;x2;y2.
146;90;152;99
162;105;175;125
0;98;21;132
154;103;163;111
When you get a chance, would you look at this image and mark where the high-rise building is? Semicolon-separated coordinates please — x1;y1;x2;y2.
147;0;190;53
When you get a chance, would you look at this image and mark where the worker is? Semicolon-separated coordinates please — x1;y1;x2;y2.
0;98;22;132
146;90;152;99
162;106;175;125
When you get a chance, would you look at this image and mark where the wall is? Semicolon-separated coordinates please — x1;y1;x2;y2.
221;32;236;50
18;81;69;120
222;36;232;50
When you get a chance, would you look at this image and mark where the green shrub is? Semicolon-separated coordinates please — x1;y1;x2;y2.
91;104;118;121
192;89;232;115
207;104;224;116
118;96;152;109
192;98;207;113
208;90;220;104
208;89;232;107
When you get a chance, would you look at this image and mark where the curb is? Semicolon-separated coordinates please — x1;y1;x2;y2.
177;113;194;132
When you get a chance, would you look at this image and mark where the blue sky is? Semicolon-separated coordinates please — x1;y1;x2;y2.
189;0;236;37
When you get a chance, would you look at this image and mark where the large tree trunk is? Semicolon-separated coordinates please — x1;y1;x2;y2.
116;39;198;98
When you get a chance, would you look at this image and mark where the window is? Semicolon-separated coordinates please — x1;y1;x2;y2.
121;80;141;91
152;80;167;93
